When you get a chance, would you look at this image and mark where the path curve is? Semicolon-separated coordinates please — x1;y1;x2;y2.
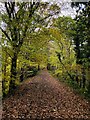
2;70;90;119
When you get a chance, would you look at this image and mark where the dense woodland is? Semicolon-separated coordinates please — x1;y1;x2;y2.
0;1;90;99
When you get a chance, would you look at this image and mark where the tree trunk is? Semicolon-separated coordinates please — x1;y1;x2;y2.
75;70;79;84
20;68;24;82
38;64;40;70
79;79;82;88
9;52;17;93
82;67;86;88
47;63;51;70
76;75;79;84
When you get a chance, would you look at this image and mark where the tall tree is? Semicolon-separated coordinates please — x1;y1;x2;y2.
1;2;40;92
1;1;60;93
71;1;90;88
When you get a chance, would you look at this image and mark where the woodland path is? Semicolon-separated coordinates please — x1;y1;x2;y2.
2;70;90;120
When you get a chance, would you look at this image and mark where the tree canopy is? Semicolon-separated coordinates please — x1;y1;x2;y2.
1;1;90;98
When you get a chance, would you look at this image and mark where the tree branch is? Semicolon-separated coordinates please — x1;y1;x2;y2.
0;27;11;42
18;2;40;50
36;11;60;25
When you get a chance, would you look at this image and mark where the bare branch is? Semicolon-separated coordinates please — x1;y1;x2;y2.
0;27;11;42
5;2;15;19
5;2;11;18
